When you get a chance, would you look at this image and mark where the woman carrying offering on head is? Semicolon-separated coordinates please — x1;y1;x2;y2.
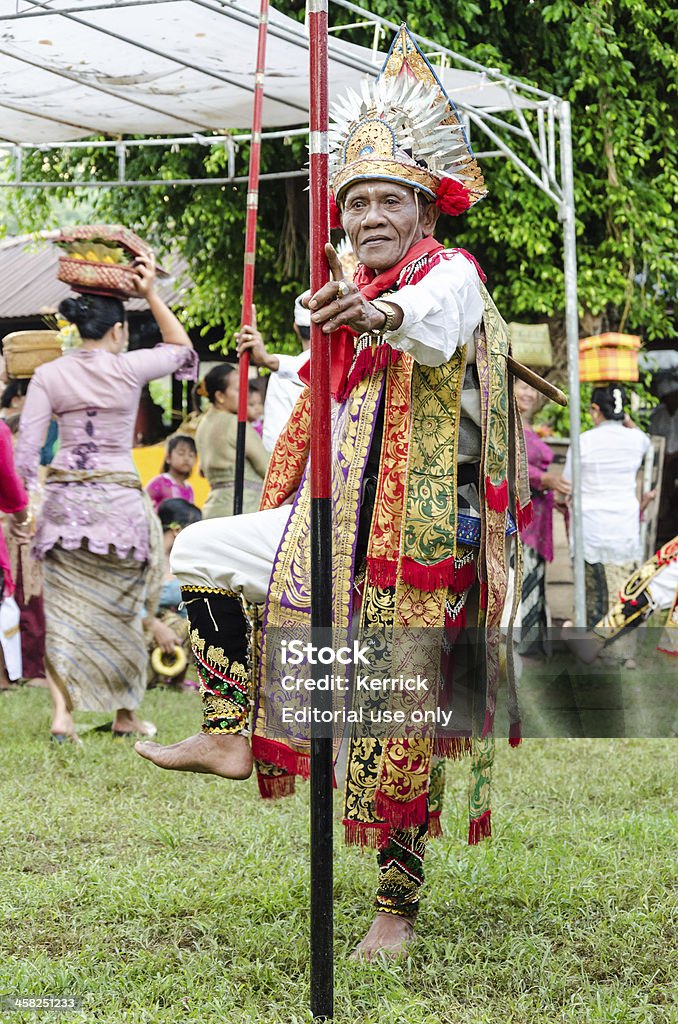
14;253;196;742
562;383;652;640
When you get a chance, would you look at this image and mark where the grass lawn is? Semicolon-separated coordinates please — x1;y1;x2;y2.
0;686;675;1023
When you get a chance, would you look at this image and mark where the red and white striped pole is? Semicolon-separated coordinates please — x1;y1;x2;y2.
234;0;270;515
307;0;334;1019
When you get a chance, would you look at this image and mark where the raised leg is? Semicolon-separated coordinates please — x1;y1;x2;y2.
136;588;254;778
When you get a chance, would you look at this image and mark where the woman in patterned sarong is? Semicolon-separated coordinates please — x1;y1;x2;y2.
513;380;570;657
14;255;196;741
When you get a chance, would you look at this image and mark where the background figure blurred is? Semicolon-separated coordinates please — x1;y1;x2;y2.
145;434;196;511
514;380;570;657
0;418;30;689
236;296;310;452
14;254;196;741
145;497;201;690
593;534;678;658
2;409;48;686
563;384;651;659
649;374;678;547
1;380;28;421
247;380;265;438
194;363;269;519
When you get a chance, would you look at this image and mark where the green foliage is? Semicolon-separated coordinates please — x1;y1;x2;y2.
3;0;676;350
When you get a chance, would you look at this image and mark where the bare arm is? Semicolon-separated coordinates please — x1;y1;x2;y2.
131;253;193;349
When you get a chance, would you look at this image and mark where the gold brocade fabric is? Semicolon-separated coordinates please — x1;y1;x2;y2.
401;354;464;569
253;372;381;768
252;279;523;845
260;387;312;510
366;355;412;579
593;535;678;655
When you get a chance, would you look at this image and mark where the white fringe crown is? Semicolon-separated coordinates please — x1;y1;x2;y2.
328;25;487;216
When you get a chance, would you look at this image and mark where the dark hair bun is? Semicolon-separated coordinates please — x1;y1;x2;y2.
591;382;627;421
57;293;126;341
58;296;82;323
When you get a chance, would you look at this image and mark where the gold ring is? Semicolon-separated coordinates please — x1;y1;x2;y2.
336;281;350;298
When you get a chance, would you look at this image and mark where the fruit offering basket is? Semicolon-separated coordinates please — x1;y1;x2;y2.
55;224;167;298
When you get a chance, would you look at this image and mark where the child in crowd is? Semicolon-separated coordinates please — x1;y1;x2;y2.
145;497;202;689
146;434;197;511
247;381;265;438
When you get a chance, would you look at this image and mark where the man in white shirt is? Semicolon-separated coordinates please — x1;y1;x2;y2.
236;295;310;452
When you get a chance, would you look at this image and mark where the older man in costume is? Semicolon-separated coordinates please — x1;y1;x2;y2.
137;27;530;957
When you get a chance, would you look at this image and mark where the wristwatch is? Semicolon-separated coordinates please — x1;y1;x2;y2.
370;298;398;334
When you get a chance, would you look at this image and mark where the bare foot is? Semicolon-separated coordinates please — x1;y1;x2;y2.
113;710;156;737
26;676;49;688
134;732;253;779
351;912;416;961
561;627;604;665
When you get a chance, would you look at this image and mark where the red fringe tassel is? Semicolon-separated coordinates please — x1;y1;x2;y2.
509;720;522;748
256;773;296;800
428;812;443;839
343;821;389;849
367;557;398;588
433;735;473;759
468;809;492;846
374;790;429;830
251;736;310;779
516;499;534;531
401;555;476;593
337;342;400;402
484;476;509;513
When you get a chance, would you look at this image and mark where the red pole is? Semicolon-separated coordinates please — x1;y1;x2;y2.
234;0;270;515
307;1;333;1020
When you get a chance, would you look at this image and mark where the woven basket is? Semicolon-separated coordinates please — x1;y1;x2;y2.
508;322;553;368
55;223;168;298
57;255;140;298
2;331;62;379
579;333;641;383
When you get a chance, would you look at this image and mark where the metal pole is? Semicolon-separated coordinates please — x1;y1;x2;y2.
307;0;333;1019
233;0;269;515
559;100;586;627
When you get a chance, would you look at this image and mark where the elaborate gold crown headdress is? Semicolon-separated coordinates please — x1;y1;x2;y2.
329;25;487;219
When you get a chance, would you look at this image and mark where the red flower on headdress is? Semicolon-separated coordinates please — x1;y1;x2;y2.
329;193;342;229
436;177;471;216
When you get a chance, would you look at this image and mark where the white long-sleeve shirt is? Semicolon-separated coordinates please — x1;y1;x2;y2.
385;252;484;366
262;350;309;452
266;252;485;451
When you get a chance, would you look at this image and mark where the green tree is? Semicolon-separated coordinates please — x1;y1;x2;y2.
3;0;675;358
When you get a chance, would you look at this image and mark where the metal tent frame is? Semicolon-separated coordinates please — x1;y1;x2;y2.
0;0;586;624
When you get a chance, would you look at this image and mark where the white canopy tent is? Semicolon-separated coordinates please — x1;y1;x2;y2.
0;0;539;146
0;0;586;624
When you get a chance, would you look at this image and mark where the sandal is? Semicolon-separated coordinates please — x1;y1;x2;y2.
50;732;83;747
